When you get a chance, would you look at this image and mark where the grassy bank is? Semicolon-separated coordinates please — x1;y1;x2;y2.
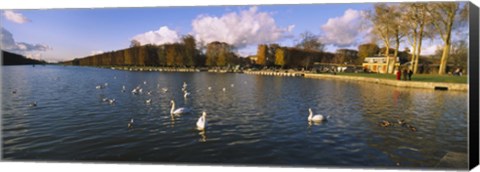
334;73;468;84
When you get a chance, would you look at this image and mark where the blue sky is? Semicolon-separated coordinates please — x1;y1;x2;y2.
0;2;454;62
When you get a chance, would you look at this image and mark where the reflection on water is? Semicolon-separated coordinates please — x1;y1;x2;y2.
2;65;468;168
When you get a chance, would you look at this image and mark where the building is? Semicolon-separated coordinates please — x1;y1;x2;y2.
362;56;400;73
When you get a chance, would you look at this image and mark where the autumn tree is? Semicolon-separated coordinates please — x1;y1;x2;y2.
256;44;267;66
182;35;196;67
275;48;286;68
357;43;380;64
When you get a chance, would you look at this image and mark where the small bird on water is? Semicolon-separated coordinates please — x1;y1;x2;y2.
29;101;37;107
128;118;134;129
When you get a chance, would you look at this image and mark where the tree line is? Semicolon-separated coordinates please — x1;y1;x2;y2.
62;35;252;67
2;50;47;65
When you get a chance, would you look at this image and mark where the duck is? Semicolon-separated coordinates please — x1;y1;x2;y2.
406;124;417;132
102;98;109;102
222;88;226;92
379;120;392;127
397;119;406;127
146;99;152;104
308;108;327;122
230;84;234;87
161;87;168;93
96;85;104;89
29;101;37;107
143;81;147;85
12;89;17;94
183;81;188;88
196;112;207;130
108;99;116;104
170;100;188;115
128;118;134;129
208;86;212;91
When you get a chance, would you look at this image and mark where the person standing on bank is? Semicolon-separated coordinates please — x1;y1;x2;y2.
408;69;413;80
396;69;401;80
403;68;408;81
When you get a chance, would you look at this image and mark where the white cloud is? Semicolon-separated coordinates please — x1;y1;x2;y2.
3;10;30;24
132;26;181;45
192;6;294;48
320;9;369;47
420;44;440;56
25;53;43;60
1;27;51;52
90;50;104;56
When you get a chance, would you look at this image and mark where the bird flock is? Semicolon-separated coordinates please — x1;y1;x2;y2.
92;78;336;133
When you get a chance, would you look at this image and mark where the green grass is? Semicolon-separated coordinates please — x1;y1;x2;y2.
334;73;468;84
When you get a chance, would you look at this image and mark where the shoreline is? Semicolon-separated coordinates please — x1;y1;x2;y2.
99;66;468;92
303;73;468;92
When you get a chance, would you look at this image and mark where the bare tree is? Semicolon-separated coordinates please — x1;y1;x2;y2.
427;2;466;75
368;4;395;73
295;31;325;52
402;3;431;74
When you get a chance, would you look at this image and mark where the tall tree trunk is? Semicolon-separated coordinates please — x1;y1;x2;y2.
384;44;390;73
414;7;426;74
439;44;451;75
392;35;400;74
411;35;418;73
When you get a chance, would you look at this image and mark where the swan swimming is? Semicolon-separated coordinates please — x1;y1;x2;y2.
170;100;188;115
161;87;168;93
308;108;327;122
184;91;191;98
196;112;207;130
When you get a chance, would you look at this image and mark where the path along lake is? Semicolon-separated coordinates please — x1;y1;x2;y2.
2;65;468;168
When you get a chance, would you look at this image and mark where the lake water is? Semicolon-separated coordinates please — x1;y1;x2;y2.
1;65;469;168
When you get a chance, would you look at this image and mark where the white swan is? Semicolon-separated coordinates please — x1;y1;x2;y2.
196;112;207;130
184;91;191;98
308;108;326;122
170;100;188;115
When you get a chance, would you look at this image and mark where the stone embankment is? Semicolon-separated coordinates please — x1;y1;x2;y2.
243;70;305;77
304;73;468;91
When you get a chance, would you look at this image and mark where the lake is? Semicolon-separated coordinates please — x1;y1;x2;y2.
1;65;469;168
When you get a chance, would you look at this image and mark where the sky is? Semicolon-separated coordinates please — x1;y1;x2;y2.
0;1;468;63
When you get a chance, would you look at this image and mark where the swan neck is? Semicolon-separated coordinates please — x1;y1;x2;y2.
171;102;175;114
